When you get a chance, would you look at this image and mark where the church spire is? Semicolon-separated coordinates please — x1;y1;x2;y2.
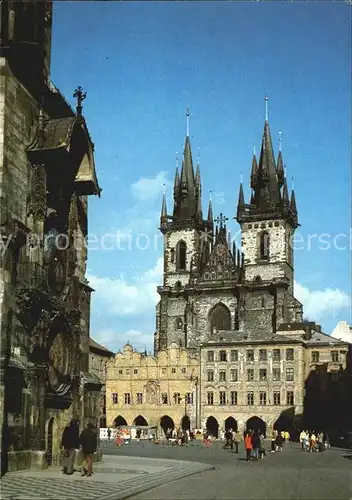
160;185;168;233
276;132;284;187
236;182;245;218
207;191;213;229
290;187;297;218
195;160;203;222
250;152;258;189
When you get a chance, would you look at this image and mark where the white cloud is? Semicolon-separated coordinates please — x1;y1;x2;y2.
87;257;163;316
131;171;170;201
294;281;351;322
93;329;154;353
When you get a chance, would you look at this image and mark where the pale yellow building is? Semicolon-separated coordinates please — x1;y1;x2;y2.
106;343;199;433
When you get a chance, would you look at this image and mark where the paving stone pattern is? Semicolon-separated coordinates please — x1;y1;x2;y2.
0;456;214;500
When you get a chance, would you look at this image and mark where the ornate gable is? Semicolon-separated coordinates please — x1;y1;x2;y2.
200;227;238;282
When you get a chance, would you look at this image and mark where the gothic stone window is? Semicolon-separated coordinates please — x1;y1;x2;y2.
176;240;187;271
124;393;131;404
311;351;319;363
259;232;270;260
207;391;214;405
230;391;237;405
111;393;118;404
273;391;281;405
247;392;254;405
173;393;181;404
219;391;226;405
259;391;267;405
207;369;214;382
136;393;143;404
209;303;231;334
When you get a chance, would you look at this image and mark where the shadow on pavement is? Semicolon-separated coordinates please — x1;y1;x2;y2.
342;454;352;460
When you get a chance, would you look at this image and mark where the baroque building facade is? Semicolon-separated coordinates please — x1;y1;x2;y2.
106;343;199;432
105;109;350;438
0;1;102;472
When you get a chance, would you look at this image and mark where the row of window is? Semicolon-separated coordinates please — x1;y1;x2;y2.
111;392;193;405
115;367;188;376
207;348;294;363
311;351;339;363
206;390;294;406
207;367;294;382
207;349;341;364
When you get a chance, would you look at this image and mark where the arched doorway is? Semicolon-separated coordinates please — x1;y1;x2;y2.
160;415;174;435
224;416;238;431
246;416;266;437
273;415;296;438
46;417;54;465
133;415;148;426
114;415;128;427
206;416;219;438
181;415;190;431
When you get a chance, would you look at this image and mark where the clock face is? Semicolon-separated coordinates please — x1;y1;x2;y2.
47;257;66;294
48;332;69;391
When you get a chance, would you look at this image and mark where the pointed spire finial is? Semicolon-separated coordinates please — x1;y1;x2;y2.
176;152;179;169
264;94;269;122
253;141;256;155
163;183;166;195
240;171;243;183
292;176;295;190
186;107;190;137
209;190;212;202
196;148;200;165
278;131;282;151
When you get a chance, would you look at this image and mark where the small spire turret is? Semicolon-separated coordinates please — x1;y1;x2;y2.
236;182;245;218
160;184;168;233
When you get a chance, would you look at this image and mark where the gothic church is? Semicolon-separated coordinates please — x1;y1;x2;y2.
155;110;302;353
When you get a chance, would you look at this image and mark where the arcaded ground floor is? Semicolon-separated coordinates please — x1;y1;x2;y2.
106;405;303;438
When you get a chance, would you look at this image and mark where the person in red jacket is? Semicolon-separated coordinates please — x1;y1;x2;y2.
244;431;253;461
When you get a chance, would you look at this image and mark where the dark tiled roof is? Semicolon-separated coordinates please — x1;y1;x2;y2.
201;329;301;347
89;338;114;355
27;117;77;151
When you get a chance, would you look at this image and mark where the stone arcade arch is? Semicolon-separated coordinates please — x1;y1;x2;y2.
160;415;174;434
246;416;266;437
224;416;238;432
181;415;190;431
114;415;128;427
209;303;231;334
273;415;296;438
133;415;148;427
206;416;219;438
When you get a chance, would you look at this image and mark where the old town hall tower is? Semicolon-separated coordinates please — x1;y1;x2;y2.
155;107;303;354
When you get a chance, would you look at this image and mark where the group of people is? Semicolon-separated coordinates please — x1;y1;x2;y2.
165;427;193;445
244;430;266;460
299;430;329;452
61;420;97;477
223;429;241;453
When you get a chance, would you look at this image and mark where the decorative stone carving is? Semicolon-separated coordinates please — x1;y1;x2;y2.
28;164;47;219
48;331;70;391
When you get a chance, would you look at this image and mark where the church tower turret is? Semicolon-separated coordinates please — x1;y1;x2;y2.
236;97;299;294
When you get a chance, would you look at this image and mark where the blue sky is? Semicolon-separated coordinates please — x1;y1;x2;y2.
51;1;351;352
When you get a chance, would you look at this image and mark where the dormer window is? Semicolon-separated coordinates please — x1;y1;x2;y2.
259;232;269;260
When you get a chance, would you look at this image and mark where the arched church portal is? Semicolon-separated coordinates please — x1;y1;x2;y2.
209;303;231;334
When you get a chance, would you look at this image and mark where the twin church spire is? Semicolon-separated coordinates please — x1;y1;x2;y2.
160;109;212;233
161;100;298;232
237;98;298;228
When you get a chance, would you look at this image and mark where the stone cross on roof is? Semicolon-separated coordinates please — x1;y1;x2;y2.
214;213;228;228
73;86;87;117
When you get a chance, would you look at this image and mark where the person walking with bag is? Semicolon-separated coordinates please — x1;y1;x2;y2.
79;423;97;477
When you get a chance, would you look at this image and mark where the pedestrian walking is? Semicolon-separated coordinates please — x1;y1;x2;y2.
252;430;260;460
79;423;97;477
107;428;111;443
244;432;253;461
61;419;79;475
233;431;240;453
223;429;233;449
